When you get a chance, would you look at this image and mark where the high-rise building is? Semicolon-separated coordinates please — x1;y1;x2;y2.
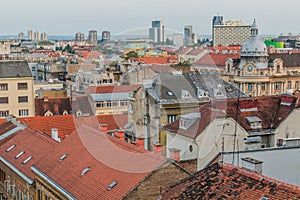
34;31;40;41
41;32;47;41
212;15;251;46
75;32;85;41
28;30;34;41
88;30;98;45
102;31;111;41
184;25;193;45
18;32;25;40
149;20;165;43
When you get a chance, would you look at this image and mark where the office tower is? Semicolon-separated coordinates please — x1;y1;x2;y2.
149;20;165;43
184;25;193;45
192;33;198;44
212;15;251;46
75;32;85;41
88;30;98;45
28;30;34;41
102;31;111;41
18;32;25;40
34;31;40;41
41;32;47;41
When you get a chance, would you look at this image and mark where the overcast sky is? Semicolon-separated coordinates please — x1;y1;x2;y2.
0;0;299;36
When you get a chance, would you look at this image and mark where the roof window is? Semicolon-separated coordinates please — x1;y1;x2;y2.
167;91;174;96
81;167;90;176
59;154;68;162
108;181;118;190
22;156;32;164
6;144;15;152
15;151;25;159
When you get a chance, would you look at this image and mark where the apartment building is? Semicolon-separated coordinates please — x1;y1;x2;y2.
0;61;34;118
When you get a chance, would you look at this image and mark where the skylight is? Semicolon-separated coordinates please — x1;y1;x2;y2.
6;144;15;152
81;167;90;176
107;181;118;190
22;156;32;165
167;91;174;96
59;154;68;162
15;151;25;159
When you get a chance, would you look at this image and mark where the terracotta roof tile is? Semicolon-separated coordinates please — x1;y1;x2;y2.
194;52;240;66
35;97;72;116
130;56;178;64
88;85;139;94
163;162;300;199
97;114;128;130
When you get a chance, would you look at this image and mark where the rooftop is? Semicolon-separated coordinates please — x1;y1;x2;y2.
0;60;32;78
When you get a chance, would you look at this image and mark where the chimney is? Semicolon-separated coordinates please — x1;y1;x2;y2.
153;142;162;155
114;129;125;141
135;137;145;149
99;124;108;134
51;128;61;142
241;157;263;173
169;148;181;162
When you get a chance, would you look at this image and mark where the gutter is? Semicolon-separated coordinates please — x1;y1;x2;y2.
31;166;77;200
0;156;33;184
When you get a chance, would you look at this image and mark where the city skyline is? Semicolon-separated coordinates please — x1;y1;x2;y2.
0;0;299;36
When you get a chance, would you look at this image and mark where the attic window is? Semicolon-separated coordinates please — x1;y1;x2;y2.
107;181;118;190
179;119;187;129
167;91;174;96
15;151;25;159
6;144;15;152
59;154;68;162
81;167;90;176
22;156;32;165
246;116;262;129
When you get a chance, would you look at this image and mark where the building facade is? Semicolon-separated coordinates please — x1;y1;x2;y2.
88;30;98;45
213;15;251;46
0;61;35;118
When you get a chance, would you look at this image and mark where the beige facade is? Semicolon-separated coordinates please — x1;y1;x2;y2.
0;77;35;118
0;40;11;55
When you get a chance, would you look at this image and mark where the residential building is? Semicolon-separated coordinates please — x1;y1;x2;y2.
27;30;34;41
184;25;193;46
0;61;35;118
40;32;47;41
213;15;251;46
88;30;98;45
162;162;300;199
87;85;139;115
34;31;40;41
75;32;84;41
18;32;25;40
101;31;111;41
0;40;10;56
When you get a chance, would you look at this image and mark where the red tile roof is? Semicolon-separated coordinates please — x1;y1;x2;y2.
186;47;206;56
194;52;240;67
0;121;17;136
33;116;167;199
97;114;128;130
130;56;178;64
209;45;242;53
0;128;57;180
35;97;72;116
17;115;76;140
163;162;300;199
88;85;139;94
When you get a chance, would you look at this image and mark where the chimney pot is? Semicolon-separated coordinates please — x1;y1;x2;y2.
169;148;181;162
135;137;145;149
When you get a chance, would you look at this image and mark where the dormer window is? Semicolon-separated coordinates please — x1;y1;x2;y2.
179;113;201;130
179;119;187;129
246;116;262;129
181;90;191;99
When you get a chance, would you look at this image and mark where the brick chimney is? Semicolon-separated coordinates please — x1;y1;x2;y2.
153;142;162;155
99;124;108;134
136;137;145;149
114;129;125;141
169;148;181;162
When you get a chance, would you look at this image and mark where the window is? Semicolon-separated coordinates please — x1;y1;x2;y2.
167;91;174;96
0;97;8;104
277;65;281;73
261;83;265;91
19;109;29;116
288;81;292;89
96;101;105;108
0;83;8;91
112;101;119;107
0;110;9;117
106;100;112;107
38;189;42;200
18;96;28;103
168;115;177;124
296;81;299;89
120;100;128;106
23;190;27;200
179;119;187;129
274;82;280;90
44;194;50;200
129;104;133;114
18;83;28;90
247;83;253;91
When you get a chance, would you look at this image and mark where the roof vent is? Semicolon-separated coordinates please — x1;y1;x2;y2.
22;156;32;165
59;154;68;162
6;144;16;152
107;181;118;190
81;167;90;176
15;151;25;159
